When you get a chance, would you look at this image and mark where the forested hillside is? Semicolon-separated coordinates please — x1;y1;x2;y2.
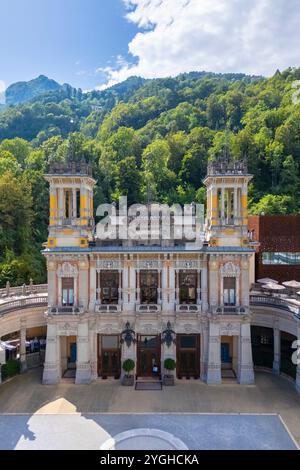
1;68;300;286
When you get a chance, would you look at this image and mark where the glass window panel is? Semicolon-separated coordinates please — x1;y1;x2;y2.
180;335;196;348
102;336;119;349
262;252;300;265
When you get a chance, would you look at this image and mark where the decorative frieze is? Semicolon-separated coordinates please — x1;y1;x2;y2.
57;262;78;278
220;262;240;278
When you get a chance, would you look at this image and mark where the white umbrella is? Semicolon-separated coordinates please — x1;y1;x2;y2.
262;283;286;291
282;280;300;289
257;278;278;284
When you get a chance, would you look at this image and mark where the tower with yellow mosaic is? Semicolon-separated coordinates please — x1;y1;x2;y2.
204;153;252;248
45;159;96;248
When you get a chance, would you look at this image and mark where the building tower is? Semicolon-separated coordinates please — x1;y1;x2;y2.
45;159;96;248
204;153;252;248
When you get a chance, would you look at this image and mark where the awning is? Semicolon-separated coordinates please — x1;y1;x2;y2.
262;283;286;291
257;278;278;284
282;280;300;289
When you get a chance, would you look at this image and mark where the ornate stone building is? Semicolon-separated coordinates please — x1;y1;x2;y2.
42;157;256;385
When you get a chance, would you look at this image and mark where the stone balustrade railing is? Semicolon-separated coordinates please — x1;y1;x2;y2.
0;283;47;299
250;294;300;318
0;296;48;316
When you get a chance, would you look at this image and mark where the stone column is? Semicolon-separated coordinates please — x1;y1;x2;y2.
72;188;77;222
234;188;238;219
89;262;96;311
89;327;98;381
43;323;61;384
296;326;300;393
75;321;91;384
208;256;218;309
200;323;209;381
273;326;281;375
58;188;64;222
201;258;208;312
169;262;175;307
132;267;138;308
47;261;57;306
20;319;27;373
78;259;89;310
221;187;225;222
175;269;179;305
197;270;201;304
122;263;129;306
161;261;168;308
238;322;255;385
241;256;249;307
206;322;222;384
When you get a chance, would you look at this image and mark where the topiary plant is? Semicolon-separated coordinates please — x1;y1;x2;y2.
122;358;135;377
164;358;176;372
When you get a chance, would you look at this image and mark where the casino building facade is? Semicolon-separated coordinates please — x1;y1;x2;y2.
42;157;258;385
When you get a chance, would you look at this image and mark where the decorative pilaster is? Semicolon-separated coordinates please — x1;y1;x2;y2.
206;322;221;384
241;256;250;307
238;322;255;385
208;256;218;308
20;319;27;373
43;323;61;384
201;261;208;311
273;326;281;375
78;258;89;310
75;321;91;384
200;323;209;381
89;262;96;311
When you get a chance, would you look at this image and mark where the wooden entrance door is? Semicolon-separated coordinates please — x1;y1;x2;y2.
137;335;161;377
98;335;121;378
177;334;200;378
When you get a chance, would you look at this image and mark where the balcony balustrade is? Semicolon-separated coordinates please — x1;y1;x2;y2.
210;305;249;315
95;304;122;313
136;304;161;313
176;304;202;313
48;306;84;315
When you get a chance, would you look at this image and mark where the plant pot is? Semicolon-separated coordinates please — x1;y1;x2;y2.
163;374;175;386
122;375;134;386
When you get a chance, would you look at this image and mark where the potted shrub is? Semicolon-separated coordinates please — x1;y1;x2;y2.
163;358;176;386
122;358;135;386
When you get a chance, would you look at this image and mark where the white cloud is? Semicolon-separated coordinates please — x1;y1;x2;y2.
0;80;6;104
98;0;300;89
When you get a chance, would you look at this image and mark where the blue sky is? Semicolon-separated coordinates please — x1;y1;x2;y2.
0;0;137;90
1;0;300;96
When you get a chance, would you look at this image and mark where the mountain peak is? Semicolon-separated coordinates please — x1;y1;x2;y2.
5;75;62;106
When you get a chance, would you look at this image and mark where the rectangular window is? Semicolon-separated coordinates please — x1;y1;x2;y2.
140;270;158;304
262;252;300;265
223;277;236;306
100;271;119;304
62;277;74;306
179;271;197;304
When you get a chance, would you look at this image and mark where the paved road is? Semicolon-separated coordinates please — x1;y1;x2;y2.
0;414;297;450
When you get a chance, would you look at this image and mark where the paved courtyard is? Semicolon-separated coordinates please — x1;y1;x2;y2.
0;368;299;449
0;413;297;450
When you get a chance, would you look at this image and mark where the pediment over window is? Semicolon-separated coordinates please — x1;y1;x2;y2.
220;262;240;278
57;262;78;278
